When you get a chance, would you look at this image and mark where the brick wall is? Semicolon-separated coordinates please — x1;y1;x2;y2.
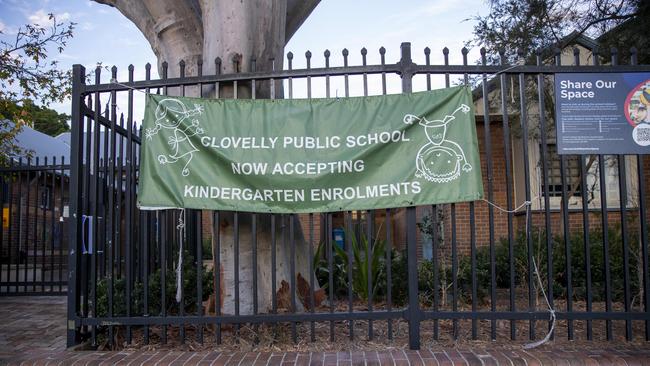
1;172;68;261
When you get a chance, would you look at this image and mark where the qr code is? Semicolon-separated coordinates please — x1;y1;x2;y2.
637;128;650;142
633;124;650;147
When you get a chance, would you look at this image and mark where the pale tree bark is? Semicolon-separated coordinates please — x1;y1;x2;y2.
95;0;321;315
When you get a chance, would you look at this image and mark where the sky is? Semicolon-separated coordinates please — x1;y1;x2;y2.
0;0;489;122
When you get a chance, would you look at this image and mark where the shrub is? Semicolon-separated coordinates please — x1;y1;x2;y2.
448;225;640;304
94;250;213;317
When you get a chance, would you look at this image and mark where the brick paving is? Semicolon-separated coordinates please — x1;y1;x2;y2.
1;296;650;365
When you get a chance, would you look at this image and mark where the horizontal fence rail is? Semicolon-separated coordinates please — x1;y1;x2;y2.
67;42;649;349
0;158;69;296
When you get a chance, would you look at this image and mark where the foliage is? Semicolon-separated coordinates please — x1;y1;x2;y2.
0;14;74;164
0;98;69;136
94;250;213;317
201;238;213;261
314;231;387;301
447;225;640;305
469;0;647;63
471;0;648;63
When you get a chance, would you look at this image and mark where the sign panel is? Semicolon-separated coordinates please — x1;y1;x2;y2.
2;207;8;229
555;72;650;154
138;86;484;213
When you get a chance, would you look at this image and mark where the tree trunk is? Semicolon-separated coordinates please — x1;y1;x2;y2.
95;0;321;315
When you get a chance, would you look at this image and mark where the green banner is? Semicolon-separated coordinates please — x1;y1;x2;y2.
138;86;483;213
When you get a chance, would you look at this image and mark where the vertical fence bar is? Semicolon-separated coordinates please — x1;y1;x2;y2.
23;156;29;292
40;158;47;292
160;209;167;344
451;203;458;340
177;61;186;344
196;207;203;343
385;208;393;340
305;52;316;343
617;152;632;340
290;214;297;343
559;143;572;339
252;212;258;343
32;157;39;293
361;47;375;340
67;64;86;347
213;211;222;344
50;158;56;292
142;62;151;344
271;213;277;339
234;212;240;340
160;61;168;345
346;211;354;340
516;50;535;341
538;49;555;337
17;158;24;294
88;85;100;344
125;64;135;344
59;157;65;293
480;48;498;340
600;157;612;340
195;59;205;345
116;118;124;283
344;211;354;340
585;48;613;340
639;153;649;341
630;48;650;341
608;47;633;341
580;152;593;340
400;42;420;350
308;212;316;342
6;160;14;293
327;212;334;341
497;51;517;340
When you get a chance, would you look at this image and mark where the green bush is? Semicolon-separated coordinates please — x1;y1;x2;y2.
314;231;388;301
449;226;640;304
94;250;213;317
201;238;213;260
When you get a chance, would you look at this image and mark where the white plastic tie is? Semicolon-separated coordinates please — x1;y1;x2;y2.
175;209;185;303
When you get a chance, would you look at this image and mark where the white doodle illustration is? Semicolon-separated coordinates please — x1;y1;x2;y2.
145;98;204;177
404;104;472;183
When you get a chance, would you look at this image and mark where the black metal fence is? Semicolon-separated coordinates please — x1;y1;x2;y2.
0;158;69;296
67;42;650;349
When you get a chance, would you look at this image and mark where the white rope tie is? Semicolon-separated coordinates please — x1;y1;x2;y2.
110;79;148;94
481;198;531;213
479;197;556;348
175;209;185;303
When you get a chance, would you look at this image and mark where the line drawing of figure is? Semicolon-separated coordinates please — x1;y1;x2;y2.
144;98;204;177
404;104;472;183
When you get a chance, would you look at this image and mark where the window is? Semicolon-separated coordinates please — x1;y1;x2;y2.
40;186;52;209
541;143;581;198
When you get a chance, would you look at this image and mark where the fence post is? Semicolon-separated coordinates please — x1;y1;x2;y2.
67;64;85;348
400;42;421;350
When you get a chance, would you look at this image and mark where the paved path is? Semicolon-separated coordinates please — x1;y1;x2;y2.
1;296;650;365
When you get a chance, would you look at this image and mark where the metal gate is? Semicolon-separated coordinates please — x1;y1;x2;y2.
67;42;650;349
0;158;69;296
